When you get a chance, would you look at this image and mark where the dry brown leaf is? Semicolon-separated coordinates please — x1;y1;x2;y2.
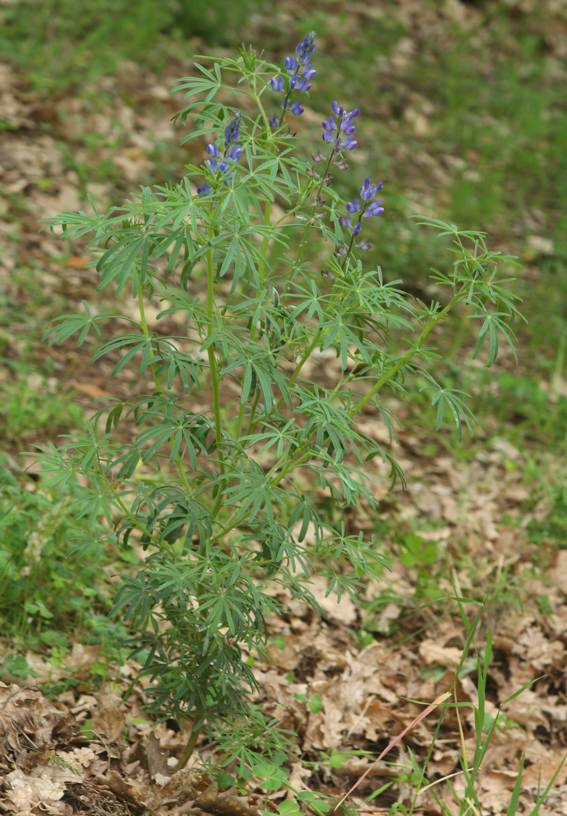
418;641;462;669
309;577;357;626
92;686;125;743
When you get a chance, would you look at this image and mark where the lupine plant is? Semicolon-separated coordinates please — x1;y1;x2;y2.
45;34;521;769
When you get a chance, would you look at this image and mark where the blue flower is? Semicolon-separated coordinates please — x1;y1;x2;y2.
224;114;241;146
322;101;360;153
340;178;384;241
296;32;316;64
284;55;298;72
227;144;242;161
360;176;381;201
364;200;384;218
198;113;243;194
270;33;316;123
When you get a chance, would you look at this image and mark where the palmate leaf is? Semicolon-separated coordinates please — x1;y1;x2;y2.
473;311;518;366
135;411;211;468
172;61;223;123
97;233;149;292
93;334;153;376
242;418;298;459
46;301;116;346
288;497;323;545
419;372;476;439
221;465;279;523
223;342;290;412
288;278;328;321
319;310;374;371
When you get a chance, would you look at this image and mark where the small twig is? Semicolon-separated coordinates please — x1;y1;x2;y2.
417;766;473;795
331;691;451;812
345;695;375;739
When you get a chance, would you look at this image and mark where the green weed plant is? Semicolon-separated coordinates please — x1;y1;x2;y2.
44;36;520;768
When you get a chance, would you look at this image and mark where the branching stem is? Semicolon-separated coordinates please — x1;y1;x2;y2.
212;292;463;543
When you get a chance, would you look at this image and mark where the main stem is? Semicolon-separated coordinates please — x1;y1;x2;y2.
207;245;226;505
235;198;273;439
174;724;202;772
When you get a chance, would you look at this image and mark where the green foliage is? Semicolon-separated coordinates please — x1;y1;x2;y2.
44;39;519;764
0;0;270;91
175;0;270;45
0;366;83;442
0;0;171;91
0;455;114;637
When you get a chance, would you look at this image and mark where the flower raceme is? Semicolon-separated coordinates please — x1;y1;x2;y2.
340;177;385;237
322;101;360;152
270;32;316;124
197;114;242;195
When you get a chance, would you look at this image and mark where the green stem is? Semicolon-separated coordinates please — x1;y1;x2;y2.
244;390;261;435
206;245;225;494
174;724;201;772
252;80;271;132
137;282;160;391
258;199;272;288
350;296;460;417
234;199;272;439
289;328;322;387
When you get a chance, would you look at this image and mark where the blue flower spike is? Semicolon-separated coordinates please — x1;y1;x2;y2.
270;32;316;125
340;177;384;243
197;113;243;195
322;101;360;152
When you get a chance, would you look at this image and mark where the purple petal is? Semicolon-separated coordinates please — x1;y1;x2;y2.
227;145;242;161
363;201;384;217
342;138;358;151
360;177;378;200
